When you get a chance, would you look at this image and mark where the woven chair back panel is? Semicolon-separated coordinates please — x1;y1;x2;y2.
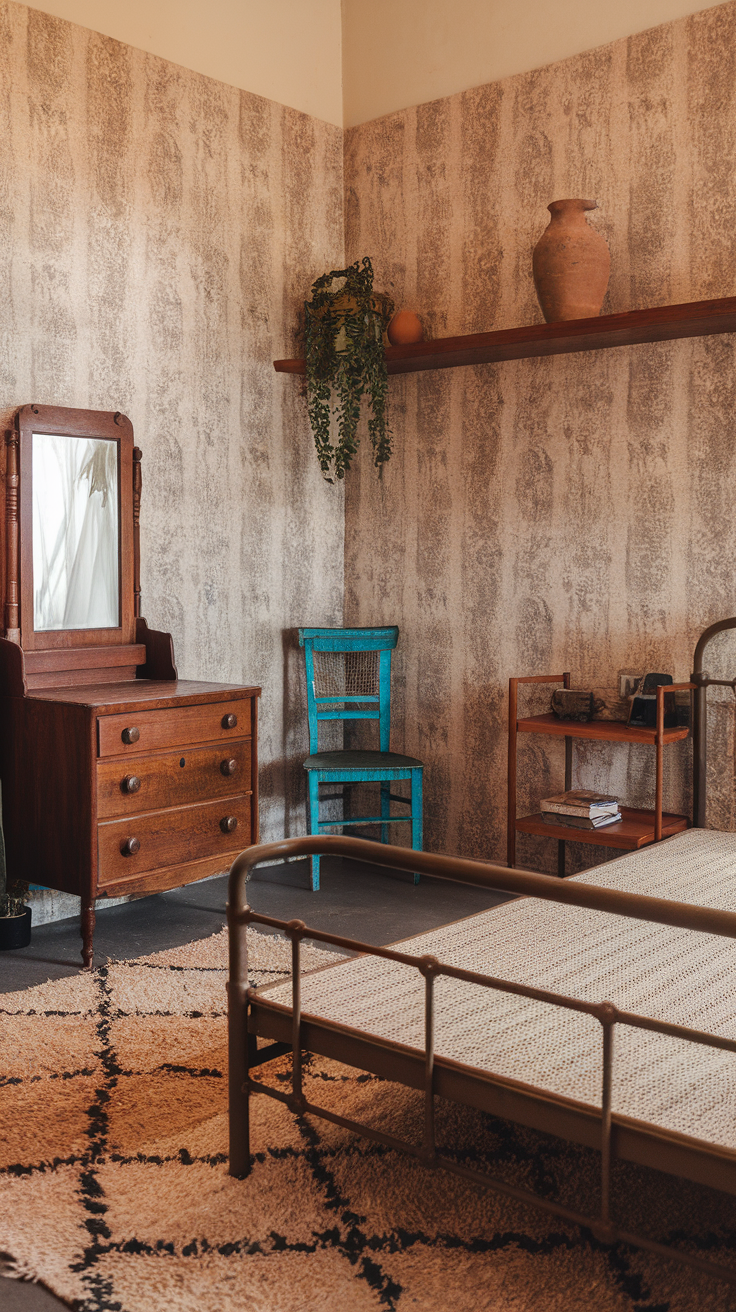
312;650;380;699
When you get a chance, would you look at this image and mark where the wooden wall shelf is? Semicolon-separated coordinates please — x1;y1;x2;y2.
516;807;688;851
517;712;689;747
273;295;736;378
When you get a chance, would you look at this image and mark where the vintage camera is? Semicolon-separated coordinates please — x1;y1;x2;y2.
627;673;676;729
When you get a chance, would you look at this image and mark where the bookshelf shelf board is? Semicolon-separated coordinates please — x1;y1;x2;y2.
516;808;689;851
516;713;689;745
273;295;736;378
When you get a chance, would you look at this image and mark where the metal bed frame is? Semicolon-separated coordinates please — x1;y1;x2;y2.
227;617;736;1286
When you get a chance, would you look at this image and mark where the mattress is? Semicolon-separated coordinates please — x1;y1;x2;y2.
263;829;736;1148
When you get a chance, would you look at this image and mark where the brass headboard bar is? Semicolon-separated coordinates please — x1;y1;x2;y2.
692;616;736;828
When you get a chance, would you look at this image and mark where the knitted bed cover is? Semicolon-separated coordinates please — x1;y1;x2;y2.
265;830;736;1147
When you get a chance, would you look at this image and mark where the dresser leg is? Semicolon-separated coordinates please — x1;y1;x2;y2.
81;900;96;970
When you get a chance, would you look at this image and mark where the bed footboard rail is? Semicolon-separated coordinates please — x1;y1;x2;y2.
227;835;736;1288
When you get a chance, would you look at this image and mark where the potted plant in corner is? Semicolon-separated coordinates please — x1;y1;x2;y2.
305;256;394;482
0;783;31;950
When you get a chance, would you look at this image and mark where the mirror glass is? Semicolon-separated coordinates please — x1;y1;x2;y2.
32;433;119;631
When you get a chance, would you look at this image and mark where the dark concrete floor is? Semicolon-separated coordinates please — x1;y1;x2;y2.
1;853;510;1307
0;854;509;992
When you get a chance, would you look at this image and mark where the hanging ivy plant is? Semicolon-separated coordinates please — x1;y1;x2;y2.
305;256;394;482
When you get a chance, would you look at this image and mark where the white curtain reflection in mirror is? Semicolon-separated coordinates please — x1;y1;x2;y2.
33;433;119;631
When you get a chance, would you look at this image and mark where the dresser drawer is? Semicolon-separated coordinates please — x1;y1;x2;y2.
96;741;252;818
98;699;249;757
97;795;251;884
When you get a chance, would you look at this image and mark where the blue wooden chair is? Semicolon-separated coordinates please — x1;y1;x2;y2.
298;626;423;891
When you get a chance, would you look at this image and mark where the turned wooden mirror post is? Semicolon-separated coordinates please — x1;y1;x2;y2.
133;444;142;619
4;429;20;643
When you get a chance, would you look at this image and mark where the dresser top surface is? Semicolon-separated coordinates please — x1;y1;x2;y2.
27;679;261;712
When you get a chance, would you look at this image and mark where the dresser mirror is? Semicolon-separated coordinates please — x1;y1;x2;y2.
15;404;135;650
32;432;120;632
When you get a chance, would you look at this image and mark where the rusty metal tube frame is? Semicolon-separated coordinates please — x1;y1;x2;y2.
228;834;736;1286
692;616;736;828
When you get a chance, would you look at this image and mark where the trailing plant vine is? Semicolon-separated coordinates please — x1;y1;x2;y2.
305;256;394;482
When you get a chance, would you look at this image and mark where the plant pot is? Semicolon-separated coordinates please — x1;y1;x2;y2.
311;290;393;350
532;199;610;322
387;309;424;345
0;905;31;950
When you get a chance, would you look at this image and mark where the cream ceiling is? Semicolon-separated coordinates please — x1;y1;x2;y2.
21;0;733;126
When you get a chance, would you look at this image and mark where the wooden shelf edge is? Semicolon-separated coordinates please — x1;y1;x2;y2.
516;713;689;745
273;294;736;378
515;809;689;850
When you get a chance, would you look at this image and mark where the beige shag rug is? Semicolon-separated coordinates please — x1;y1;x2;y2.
2;926;736;1312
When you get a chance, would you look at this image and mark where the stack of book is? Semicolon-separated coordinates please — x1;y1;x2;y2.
540;789;621;830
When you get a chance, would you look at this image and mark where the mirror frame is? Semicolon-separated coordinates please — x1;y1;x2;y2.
16;405;135;651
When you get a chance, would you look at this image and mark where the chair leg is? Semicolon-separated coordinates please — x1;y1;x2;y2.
380;781;390;845
307;771;321;892
411;769;423;885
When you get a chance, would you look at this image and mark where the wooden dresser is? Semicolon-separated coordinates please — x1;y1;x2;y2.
0;404;260;967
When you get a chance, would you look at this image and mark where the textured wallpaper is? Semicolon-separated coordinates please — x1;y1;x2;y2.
0;1;345;843
343;1;736;871
3;0;736;876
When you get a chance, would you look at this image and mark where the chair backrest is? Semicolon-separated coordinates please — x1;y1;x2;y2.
298;626;398;754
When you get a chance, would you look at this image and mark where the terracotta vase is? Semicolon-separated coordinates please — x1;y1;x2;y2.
532;199;610;323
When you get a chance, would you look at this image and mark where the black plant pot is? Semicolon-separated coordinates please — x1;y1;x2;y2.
0;905;32;950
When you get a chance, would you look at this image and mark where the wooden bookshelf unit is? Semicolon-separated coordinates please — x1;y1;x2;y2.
507;674;693;876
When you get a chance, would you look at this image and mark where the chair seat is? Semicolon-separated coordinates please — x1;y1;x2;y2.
304;749;422;771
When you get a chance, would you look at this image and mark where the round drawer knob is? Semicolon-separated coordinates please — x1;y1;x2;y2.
121;727;140;744
220;758;238;777
220;815;238;834
122;775;141;794
222;713;238;729
120;836;140;857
